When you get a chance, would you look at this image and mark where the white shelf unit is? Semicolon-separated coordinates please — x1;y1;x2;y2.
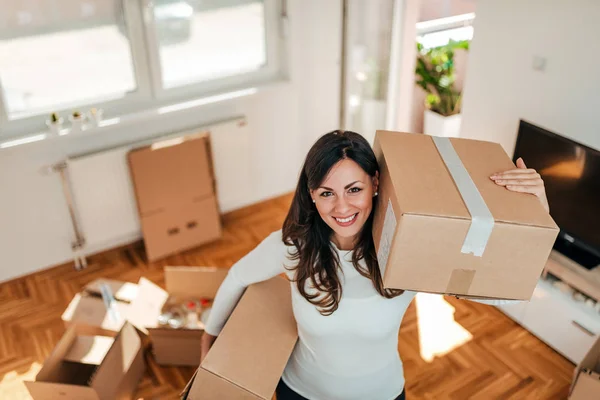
497;251;600;365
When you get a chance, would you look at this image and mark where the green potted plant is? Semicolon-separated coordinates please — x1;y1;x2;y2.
415;40;469;137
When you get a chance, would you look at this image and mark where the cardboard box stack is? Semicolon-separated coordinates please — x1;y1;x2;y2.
570;335;600;399
128;133;222;261
25;323;144;400
181;276;298;400
372;130;559;300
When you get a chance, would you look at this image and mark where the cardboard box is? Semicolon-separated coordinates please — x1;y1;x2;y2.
372;131;559;300
128;133;222;261
25;323;145;400
181;276;298;400
61;279;138;337
126;266;228;366
61;293;130;337
570;335;600;399
84;278;139;303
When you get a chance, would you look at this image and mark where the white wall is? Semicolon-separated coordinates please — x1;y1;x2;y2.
460;0;600;155
0;0;342;283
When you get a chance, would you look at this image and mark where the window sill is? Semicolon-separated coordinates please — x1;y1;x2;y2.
0;78;288;151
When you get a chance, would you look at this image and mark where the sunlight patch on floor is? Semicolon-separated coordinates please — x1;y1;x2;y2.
0;362;41;400
415;293;473;362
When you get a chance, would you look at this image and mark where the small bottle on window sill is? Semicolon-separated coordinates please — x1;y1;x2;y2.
69;110;86;133
46;112;64;135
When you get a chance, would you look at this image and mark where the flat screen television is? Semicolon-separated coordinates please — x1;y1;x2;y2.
513;120;600;269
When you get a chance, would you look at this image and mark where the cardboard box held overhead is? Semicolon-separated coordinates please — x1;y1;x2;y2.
25;323;144;400
128;133;222;262
126;266;228;366
570;335;600;399
181;276;298;400
372;131;559;300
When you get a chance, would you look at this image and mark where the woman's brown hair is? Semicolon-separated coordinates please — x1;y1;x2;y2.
282;130;404;315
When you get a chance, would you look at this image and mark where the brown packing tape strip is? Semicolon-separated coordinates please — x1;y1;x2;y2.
446;269;476;294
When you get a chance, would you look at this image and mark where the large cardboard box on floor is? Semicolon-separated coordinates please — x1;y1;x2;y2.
61;279;138;337
126;266;228;366
181;276;298;400
372;130;559;300
25;322;144;400
570;335;600;399
128;132;222;262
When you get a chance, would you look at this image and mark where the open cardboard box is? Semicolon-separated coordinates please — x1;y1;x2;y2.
181;276;298;400
25;323;144;400
61;293;130;338
126;266;228;366
570;335;600;399
61;279;139;337
128;133;222;262
372;130;559;300
84;278;140;303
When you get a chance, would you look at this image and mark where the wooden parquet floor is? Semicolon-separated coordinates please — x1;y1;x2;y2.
0;193;574;399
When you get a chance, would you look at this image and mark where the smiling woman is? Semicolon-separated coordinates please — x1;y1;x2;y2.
282;130;403;317
312;160;377;247
199;129;542;400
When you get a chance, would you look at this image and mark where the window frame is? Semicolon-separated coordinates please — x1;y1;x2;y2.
0;0;285;139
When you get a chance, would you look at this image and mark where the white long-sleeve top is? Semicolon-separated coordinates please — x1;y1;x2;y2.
205;230;514;400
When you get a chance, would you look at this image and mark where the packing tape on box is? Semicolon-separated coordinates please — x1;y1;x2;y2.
431;136;494;257
446;268;476;294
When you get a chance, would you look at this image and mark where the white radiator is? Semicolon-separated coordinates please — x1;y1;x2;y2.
64;116;251;258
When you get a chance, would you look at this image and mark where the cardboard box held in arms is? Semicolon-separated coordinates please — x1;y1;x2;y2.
25;323;144;400
570;334;600;399
372;131;559;300
181;276;298;400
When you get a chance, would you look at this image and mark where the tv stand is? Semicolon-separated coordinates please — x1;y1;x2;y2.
554;236;600;270
497;250;600;364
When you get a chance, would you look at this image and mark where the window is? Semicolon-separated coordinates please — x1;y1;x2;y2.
0;0;284;138
152;0;268;88
416;13;475;50
0;1;138;119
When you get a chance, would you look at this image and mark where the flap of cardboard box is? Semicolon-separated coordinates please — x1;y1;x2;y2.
165;266;228;298
142;195;222;262
570;370;600;400
126;278;169;334
128;133;214;216
571;335;600;394
184;368;262;400
148;327;204;339
374;130;557;229
34;324;80;383
61;293;129;333
197;276;298;399
64;335;115;365
24;381;101;400
89;323;142;399
84;279;139;303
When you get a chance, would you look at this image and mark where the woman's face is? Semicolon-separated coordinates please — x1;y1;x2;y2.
310;159;378;250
